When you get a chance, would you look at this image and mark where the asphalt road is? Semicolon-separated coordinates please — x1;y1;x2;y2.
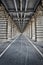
0;35;43;65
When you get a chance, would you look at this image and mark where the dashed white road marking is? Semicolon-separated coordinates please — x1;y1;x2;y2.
24;35;43;58
0;34;21;58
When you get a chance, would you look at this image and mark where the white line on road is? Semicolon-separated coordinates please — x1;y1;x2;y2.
24;35;43;58
0;34;21;58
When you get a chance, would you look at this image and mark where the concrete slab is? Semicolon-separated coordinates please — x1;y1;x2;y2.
0;35;43;65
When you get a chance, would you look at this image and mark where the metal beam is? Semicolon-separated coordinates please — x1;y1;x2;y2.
1;0;8;11
9;11;34;13
13;0;19;19
34;0;40;11
20;0;22;18
24;12;34;16
24;0;28;18
13;18;30;20
8;9;34;12
20;0;22;11
42;0;43;6
10;12;33;15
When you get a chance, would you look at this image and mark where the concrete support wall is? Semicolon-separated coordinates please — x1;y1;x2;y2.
36;16;43;41
0;5;8;42
8;16;20;40
23;21;31;38
24;5;43;42
31;18;36;41
12;21;20;38
0;4;43;42
35;5;43;41
0;4;20;42
24;18;35;41
8;16;12;39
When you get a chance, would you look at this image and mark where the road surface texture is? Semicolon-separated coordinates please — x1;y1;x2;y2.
0;34;43;65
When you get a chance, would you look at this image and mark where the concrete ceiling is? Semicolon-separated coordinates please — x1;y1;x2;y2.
1;0;40;32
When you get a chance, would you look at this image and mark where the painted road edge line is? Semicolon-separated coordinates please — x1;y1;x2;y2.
0;34;21;58
24;35;43;58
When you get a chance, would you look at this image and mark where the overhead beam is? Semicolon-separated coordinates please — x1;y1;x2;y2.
23;0;29;22
42;0;43;6
13;20;29;22
1;0;8;11
13;0;19;19
9;12;34;15
8;9;34;12
20;0;22;18
24;0;28;18
13;18;30;20
20;0;22;11
9;11;34;13
34;0;40;11
24;12;34;16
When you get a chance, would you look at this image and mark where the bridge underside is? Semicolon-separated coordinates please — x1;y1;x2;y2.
0;0;43;42
1;0;40;32
0;1;43;65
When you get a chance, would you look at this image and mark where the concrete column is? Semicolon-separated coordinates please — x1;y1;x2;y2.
41;0;43;6
29;21;32;38
23;21;30;37
0;5;8;42
7;16;12;39
36;16;43;41
12;21;20;38
31;18;36;41
0;4;20;42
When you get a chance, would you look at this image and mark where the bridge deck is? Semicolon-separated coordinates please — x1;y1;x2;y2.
0;34;43;65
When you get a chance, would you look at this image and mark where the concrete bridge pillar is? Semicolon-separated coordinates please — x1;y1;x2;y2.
0;4;20;42
31;17;36;41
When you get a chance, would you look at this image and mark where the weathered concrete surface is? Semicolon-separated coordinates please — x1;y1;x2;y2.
23;5;43;42
0;4;43;42
34;41;43;54
23;17;36;41
0;4;20;42
0;34;43;65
